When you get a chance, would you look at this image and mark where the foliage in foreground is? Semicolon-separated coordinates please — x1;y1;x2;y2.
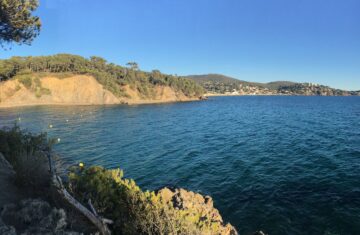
68;166;236;235
0;0;41;46
0;54;205;98
0;125;50;189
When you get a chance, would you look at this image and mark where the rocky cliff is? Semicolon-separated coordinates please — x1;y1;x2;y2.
0;74;200;108
158;187;237;235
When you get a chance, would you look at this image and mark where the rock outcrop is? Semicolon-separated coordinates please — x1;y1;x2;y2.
158;187;237;235
0;199;80;235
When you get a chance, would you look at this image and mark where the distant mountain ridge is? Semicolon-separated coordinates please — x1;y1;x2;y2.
186;74;359;96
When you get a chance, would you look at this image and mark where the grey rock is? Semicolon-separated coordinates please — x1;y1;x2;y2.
1;199;82;235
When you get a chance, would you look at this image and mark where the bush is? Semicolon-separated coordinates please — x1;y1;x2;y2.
68;166;236;235
0;125;51;189
17;75;32;89
35;87;51;98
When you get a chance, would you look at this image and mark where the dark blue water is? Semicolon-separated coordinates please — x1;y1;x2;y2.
1;96;360;235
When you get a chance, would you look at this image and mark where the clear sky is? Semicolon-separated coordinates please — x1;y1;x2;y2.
1;0;360;90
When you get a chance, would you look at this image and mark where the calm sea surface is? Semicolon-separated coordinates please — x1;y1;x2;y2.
1;96;360;235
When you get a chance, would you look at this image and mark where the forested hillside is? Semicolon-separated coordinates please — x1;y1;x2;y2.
0;54;204;98
187;74;359;96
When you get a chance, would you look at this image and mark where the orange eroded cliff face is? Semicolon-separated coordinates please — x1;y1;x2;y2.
0;75;120;107
0;74;200;108
121;85;199;104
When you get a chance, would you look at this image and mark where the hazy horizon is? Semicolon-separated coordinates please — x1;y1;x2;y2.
0;0;359;90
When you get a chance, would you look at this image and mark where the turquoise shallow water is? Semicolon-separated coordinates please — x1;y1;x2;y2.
1;96;360;235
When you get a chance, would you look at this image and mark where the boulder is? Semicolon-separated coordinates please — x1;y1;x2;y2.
1;199;81;235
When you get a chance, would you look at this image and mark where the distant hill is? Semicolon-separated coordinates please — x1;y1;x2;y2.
186;74;242;84
186;74;298;90
186;74;359;96
186;74;264;87
262;81;297;90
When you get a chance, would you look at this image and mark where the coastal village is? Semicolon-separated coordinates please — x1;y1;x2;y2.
204;82;360;96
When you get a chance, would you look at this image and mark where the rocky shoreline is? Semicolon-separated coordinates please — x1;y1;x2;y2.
0;146;238;234
0;150;272;235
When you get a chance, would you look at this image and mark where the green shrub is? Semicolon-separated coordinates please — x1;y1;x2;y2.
35;87;51;98
0;125;51;189
40;87;51;95
17;75;32;89
33;76;41;87
15;74;52;98
68;166;234;235
15;84;21;91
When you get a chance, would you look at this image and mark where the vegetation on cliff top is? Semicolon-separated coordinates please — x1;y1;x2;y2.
0;124;51;190
0;54;205;99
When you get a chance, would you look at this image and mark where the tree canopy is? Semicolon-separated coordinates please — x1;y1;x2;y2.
0;0;41;46
0;54;205;98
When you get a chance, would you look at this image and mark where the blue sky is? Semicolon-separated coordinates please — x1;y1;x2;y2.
1;0;360;90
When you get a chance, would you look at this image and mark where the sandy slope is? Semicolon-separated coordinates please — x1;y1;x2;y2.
122;85;200;104
0;75;200;108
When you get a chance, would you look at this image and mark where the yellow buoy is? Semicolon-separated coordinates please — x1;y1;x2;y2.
79;162;84;168
49;124;53;128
